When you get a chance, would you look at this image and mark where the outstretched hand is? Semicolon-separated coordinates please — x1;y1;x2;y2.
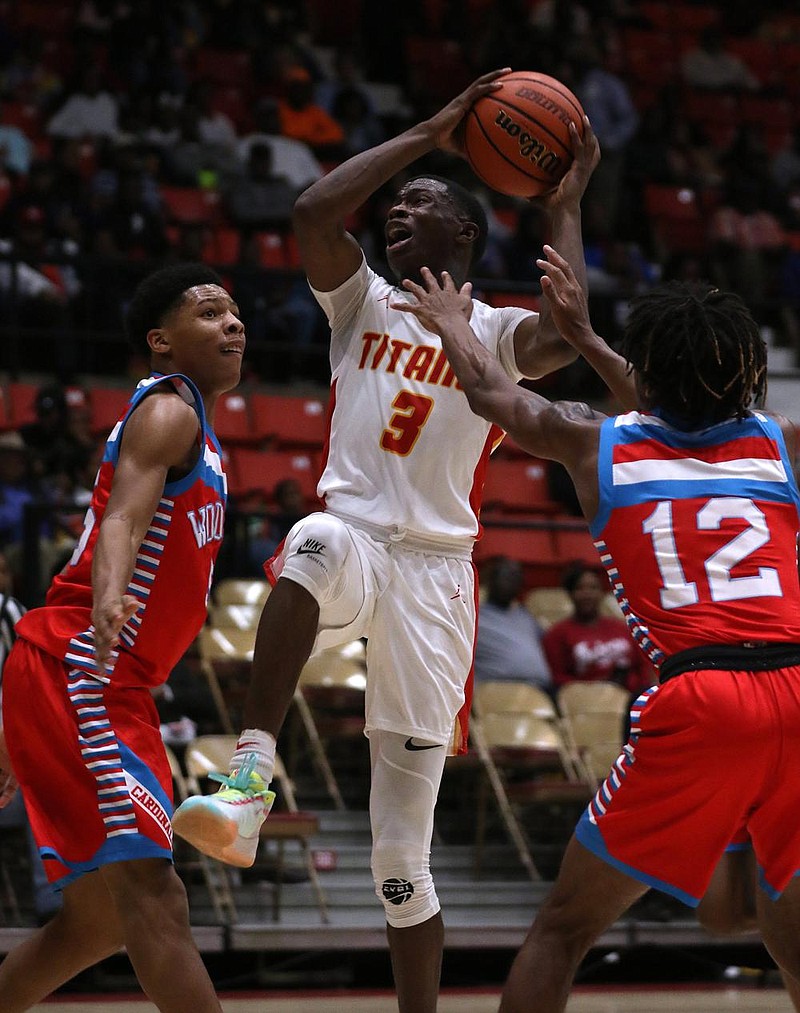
390;267;473;334
536;244;594;346
537;116;600;210
427;69;511;156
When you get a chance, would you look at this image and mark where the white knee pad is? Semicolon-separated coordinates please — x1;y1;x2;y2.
369;731;446;928
281;513;353;604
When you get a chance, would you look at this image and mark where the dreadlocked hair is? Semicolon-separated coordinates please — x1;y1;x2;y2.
620;281;767;427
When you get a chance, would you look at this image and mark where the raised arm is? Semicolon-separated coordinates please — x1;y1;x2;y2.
512;117;600;378
536;244;639;410
292;69;510;293
91;393;200;671
391;268;605;518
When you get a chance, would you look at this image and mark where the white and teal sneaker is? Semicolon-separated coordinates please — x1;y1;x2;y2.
172;755;275;868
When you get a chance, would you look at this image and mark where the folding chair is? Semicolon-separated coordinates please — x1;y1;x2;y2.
213;578;271;607
481;458;558;515
472;680;558;723
557;683;631;784
167;744;237;925
523;586;573;630
470;713;592;880
183;735;328;923
559;711;628;786
207;602;262;631
290;645;367;810
556;681;631;722
195;626;255;735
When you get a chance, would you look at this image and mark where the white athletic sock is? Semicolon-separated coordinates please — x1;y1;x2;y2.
231;729;276;784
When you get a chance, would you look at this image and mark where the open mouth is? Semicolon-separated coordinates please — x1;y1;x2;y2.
386;223;413;252
221;343;244;355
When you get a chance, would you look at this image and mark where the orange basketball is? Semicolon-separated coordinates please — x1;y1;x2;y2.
464;71;585;198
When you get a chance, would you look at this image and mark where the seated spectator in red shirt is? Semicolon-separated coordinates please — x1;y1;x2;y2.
542;563;655;694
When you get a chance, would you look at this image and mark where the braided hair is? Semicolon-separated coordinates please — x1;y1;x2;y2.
620;282;767;426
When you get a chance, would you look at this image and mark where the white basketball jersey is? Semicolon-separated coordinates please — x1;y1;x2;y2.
311;258;533;548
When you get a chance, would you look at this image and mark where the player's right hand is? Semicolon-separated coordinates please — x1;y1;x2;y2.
428;69;511;155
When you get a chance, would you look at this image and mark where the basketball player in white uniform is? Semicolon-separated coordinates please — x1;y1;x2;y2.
173;69;599;1013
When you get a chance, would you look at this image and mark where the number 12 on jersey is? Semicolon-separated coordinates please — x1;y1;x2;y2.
642;496;783;609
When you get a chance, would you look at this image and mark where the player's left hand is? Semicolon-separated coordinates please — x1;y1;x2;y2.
537;116;600;209
536;244;594;345
391;268;473;334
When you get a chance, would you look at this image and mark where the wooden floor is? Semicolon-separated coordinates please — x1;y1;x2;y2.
31;987;796;1011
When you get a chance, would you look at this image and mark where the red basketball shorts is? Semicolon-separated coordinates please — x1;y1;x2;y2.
2;638;174;889
576;665;800;906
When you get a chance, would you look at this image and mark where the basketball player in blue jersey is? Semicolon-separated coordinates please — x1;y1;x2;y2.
0;263;245;1012
525;248;800;1011
390;248;800;1012
172;70;600;1013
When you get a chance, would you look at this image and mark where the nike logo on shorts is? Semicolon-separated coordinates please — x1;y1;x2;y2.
404;738;441;751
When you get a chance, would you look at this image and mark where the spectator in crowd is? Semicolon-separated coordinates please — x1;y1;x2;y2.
277;65;345;161
331;86;386;159
680;26;760;93
0;99;34;179
18;383;95;499
474;555;552;690
237;97;324;192
0;431;42;552
542;563;655;694
771;125;800;198
89;166;170;261
315;47;378;118
0;206;82;377
243;476;309;577
223;143;298;233
708;172;787;320
190;80;239;152
0;31;62;113
161;103;231;188
563;41;639;233
45;66;120;142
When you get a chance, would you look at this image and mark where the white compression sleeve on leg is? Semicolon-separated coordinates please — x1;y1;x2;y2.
369;729;447;928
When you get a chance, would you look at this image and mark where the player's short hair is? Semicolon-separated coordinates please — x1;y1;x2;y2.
407;174;488;268
621;281;767;427
125;263;225;356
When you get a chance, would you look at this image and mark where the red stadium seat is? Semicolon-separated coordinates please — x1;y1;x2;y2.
7;382;40;428
481;458;558;514
213;392;255;447
227;448;321;506
644;184;708;255
554;524;598;568
249;393;327;450
192;49;253;89
88;386;132;437
160;187;223;226
485;291;541;312
474;525;559;568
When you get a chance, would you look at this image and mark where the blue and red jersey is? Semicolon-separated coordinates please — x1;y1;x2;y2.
17;373;227;687
591;410;800;667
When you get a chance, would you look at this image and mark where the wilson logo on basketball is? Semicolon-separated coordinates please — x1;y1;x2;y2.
494;109;563;175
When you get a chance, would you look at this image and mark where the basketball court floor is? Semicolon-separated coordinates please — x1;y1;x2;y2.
30;987;796;1011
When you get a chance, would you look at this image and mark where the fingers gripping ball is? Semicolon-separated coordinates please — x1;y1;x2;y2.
464;71;585;197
